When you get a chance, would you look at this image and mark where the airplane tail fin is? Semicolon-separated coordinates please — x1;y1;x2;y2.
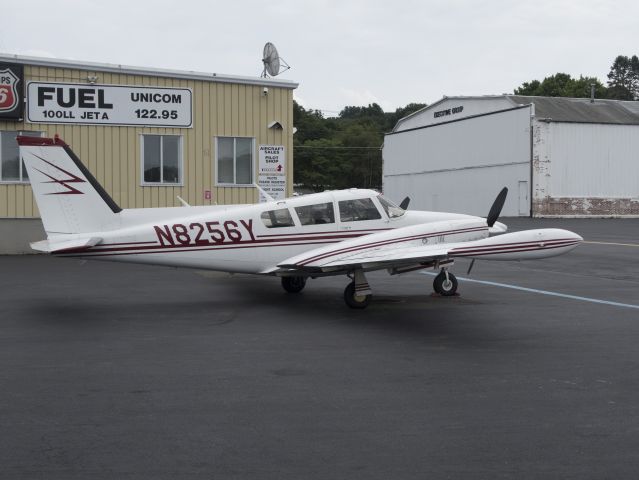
18;135;121;235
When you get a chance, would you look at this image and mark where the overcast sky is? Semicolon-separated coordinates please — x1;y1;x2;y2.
2;0;638;115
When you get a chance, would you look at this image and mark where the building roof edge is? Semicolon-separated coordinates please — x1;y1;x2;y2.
0;52;299;89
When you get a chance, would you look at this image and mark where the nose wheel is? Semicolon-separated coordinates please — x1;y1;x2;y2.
433;269;458;296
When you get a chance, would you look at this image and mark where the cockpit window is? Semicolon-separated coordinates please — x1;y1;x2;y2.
260;208;295;228
377;194;405;218
338;198;382;222
295;202;335;226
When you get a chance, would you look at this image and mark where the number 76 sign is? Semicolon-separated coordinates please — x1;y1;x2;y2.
0;64;24;119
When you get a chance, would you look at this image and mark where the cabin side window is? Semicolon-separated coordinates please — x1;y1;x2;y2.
338;198;382;222
294;202;335;226
260;208;295;228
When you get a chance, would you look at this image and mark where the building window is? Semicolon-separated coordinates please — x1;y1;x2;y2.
0;130;43;183
338;198;382;222
141;135;182;185
216;137;254;185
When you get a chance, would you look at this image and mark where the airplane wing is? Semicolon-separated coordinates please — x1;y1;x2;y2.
274;219;488;274
274;220;581;275
277;241;453;273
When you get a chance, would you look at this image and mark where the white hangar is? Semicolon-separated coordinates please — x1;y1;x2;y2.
382;95;639;217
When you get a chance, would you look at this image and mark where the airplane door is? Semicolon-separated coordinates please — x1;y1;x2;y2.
518;181;529;216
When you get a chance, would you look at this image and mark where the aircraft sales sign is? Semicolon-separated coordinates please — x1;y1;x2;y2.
258;145;286;202
27;82;192;127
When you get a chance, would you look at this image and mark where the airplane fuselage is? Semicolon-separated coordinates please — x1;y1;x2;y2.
52;189;480;274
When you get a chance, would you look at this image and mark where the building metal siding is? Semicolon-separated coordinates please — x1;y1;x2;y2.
532;121;639;216
386;94;639;218
383;106;532;216
0;64;294;219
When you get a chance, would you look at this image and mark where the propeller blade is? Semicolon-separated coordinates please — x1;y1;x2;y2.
487;187;508;227
399;196;410;210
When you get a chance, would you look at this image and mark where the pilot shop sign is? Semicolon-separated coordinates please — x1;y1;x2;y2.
27;82;192;127
258;145;286;202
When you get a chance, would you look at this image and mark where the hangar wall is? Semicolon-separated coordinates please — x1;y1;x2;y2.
383;105;532;216
533;121;639;216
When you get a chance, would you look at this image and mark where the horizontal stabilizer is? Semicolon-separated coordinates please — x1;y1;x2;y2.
30;236;102;253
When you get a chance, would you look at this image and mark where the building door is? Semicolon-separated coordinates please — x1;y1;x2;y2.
518;181;529;216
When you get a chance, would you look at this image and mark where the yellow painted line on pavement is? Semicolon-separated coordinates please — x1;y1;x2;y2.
582;241;639;247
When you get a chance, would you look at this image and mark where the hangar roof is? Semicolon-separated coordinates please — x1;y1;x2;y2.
392;94;639;131
0;53;298;89
507;95;639;125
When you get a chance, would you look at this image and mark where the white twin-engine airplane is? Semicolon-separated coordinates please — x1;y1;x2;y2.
18;135;582;309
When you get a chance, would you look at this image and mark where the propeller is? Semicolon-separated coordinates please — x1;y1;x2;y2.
399;196;410;210
486;187;508;227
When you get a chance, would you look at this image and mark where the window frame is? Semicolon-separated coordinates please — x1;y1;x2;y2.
260;206;298;229
293;202;336;226
140;134;184;187
0;130;44;184
337;197;383;223
214;136;255;187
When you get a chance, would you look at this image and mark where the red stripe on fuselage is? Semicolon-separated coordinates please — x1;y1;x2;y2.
55;239;343;258
59;231;374;255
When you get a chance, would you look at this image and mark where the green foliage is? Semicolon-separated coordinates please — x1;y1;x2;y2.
514;79;541;96
515;54;639;100
606;55;639;100
514;73;606;98
293;101;426;191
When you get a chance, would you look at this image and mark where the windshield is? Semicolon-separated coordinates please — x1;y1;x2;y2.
377;194;405;219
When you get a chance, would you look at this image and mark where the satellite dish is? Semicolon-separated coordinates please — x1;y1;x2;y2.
261;42;290;78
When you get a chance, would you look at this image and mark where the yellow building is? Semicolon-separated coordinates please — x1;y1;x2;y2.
0;53;297;253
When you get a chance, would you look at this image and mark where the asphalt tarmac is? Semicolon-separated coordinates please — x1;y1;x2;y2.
1;218;638;479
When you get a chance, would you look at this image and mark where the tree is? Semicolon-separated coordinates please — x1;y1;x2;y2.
514;80;541;96
514;73;578;97
292;100;426;191
564;76;607;99
339;103;385;121
606;55;638;100
385;103;427;130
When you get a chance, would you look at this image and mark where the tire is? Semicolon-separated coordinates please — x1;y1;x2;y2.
281;276;306;293
344;282;371;309
433;271;458;296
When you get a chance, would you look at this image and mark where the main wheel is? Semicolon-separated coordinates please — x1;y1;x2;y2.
433;271;458;296
281;276;306;293
344;282;371;309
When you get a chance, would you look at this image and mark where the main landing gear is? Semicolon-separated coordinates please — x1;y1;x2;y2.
282;267;458;308
343;269;372;309
281;276;307;293
433;268;458;296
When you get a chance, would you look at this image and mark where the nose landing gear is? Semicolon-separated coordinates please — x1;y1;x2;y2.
433;268;458;296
